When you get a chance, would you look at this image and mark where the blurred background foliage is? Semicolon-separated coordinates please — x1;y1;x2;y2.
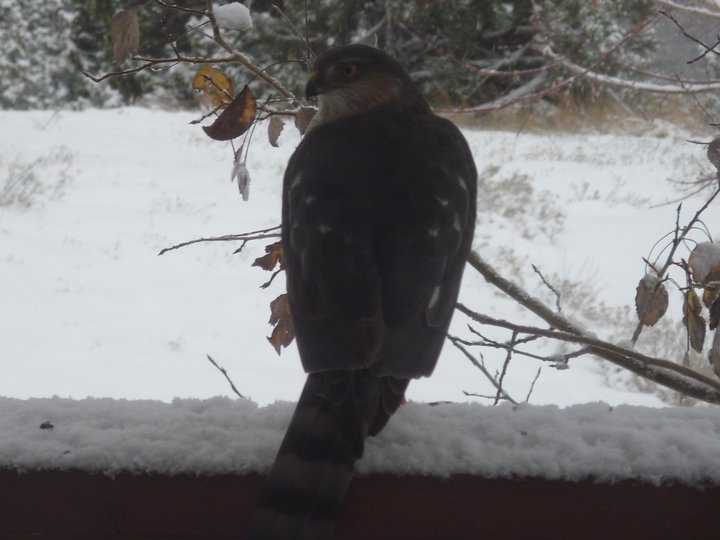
0;0;700;111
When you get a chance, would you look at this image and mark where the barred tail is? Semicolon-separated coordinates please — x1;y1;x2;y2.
245;370;407;540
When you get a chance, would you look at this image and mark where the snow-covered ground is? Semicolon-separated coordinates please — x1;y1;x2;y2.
0;108;716;410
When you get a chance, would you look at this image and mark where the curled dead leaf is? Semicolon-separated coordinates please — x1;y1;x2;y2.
688;242;720;285
253;241;284;272
229;144;250;200
268;116;285;147
268;294;295;355
683;288;706;353
192;66;234;109
203;85;257;141
634;274;668;327
710;295;720;331
231;160;251;201
294;106;316;135
111;10;140;63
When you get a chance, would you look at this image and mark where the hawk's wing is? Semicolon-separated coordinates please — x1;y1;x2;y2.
247;108;476;540
284;108;476;378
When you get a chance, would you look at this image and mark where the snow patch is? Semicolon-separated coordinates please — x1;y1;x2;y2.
214;3;253;31
0;109;715;408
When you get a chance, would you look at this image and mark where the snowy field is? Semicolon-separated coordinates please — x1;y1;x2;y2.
1;108;717;411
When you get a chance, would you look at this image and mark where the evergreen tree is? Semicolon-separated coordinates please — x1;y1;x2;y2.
0;0;659;110
0;0;86;109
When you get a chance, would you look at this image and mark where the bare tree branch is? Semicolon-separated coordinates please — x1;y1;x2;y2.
158;226;281;255
448;335;518;404
659;9;720;63
460;252;720;405
524;367;543;403
494;331;518;405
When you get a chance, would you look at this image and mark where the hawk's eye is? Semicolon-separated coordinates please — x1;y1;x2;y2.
341;64;358;79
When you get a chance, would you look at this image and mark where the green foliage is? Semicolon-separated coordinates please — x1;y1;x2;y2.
238;0;656;107
0;0;82;109
237;0;537;105
383;0;535;105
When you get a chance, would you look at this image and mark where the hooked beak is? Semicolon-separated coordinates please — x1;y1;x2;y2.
305;70;320;99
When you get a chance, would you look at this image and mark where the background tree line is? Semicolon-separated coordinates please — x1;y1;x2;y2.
0;0;661;110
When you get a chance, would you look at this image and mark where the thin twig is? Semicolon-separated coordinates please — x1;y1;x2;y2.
463;326;554;365
532;264;562;313
158;226;281;255
448;335;518;405
494;330;517;405
659;10;720;62
524;367;542;403
206;354;245;399
463;390;514;403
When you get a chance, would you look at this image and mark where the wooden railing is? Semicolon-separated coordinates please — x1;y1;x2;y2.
1;469;717;539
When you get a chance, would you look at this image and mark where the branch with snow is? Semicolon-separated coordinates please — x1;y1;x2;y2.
536;45;720;95
83;1;296;102
444;0;720;114
213;2;253;31
200;0;296;100
656;0;720;20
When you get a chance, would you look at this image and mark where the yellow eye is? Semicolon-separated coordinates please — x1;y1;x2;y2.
341;64;358;78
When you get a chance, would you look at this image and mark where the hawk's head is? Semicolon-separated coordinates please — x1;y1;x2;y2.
305;44;429;130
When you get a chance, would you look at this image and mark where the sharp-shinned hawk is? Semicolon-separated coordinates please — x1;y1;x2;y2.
247;44;477;539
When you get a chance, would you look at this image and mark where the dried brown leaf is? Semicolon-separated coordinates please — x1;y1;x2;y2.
110;10;140;63
192;66;234;109
710;295;720;331
253;241;284;271
268;294;295;355
708;137;720;172
294;106;316;135
683;288;706;353
268;115;285;147
702;287;717;310
202;85;257;141
634;274;668;327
